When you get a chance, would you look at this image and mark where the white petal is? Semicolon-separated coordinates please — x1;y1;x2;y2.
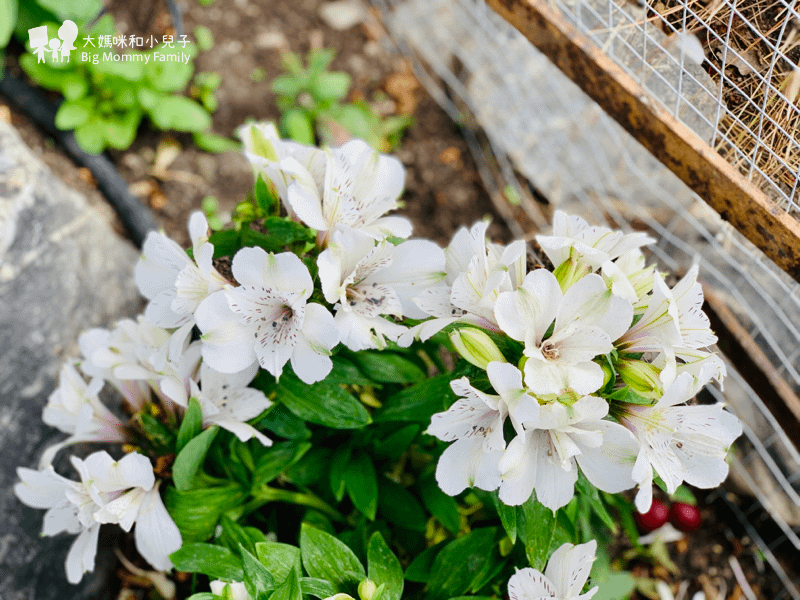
496;270;561;343
65;524;100;584
544;540;596;598
188;211;210;252
94;487;147;531
435;437;502;496
508;567;557;600
43;501;82;535
535;441;578;511
375;240;446;318
145;288;190;329
364;216;413;239
498;433;539;506
134;484;183;571
196;291;258;374
84;451;155;492
575;421;638;494
135;232;191;300
283;158;327;230
212;419;273;446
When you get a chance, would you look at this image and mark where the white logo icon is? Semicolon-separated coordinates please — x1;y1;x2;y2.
28;20;78;64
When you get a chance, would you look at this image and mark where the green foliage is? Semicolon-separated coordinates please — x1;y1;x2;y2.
300;524;366;594
271;48;412;151
6;1;225;153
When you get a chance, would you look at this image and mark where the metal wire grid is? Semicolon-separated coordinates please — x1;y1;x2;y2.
371;0;800;596
556;0;800;211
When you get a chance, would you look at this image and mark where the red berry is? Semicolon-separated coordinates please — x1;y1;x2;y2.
669;502;702;532
634;498;669;532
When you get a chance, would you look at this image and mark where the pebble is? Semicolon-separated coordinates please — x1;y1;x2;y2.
318;0;366;30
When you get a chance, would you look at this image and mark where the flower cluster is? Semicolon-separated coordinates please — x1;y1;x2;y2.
424;212;741;512
16;123;743;593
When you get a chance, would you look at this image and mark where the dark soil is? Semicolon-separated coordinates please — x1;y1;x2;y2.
1;0;797;599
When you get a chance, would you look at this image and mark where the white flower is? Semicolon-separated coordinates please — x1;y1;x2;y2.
428;363;540;496
195;248;338;383
536;211;654;272
498;396;639;510
163;361;273;446
133;482;183;571
616;372;742;512
402;221;526;344
239;121;325;210
210;580;253;600
318;227;445;350
496;270;632;396
39;362;127;467
508;540;598;600
135;212;228;329
15;451;155;583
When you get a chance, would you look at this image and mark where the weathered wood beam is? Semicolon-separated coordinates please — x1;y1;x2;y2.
487;0;800;283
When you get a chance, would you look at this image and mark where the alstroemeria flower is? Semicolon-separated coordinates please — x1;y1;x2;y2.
14;451;155;583
495;270;632;396
285;139;411;243
318;227;445;350
428;363;540;496
162;361;272;446
616;372;742;512
508;540;598;600
498;395;639;509
195;248;338;383
537;210;654;272
401;221;526;344
210;580;253;600
78;317;174;410
39;362;127;467
135;212;228;328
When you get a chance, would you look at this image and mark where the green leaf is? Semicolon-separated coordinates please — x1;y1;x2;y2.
62;75;88;101
254;174;275;214
669;484;697;506
368;533;403;600
277;373;371;429
348;352;425;384
137;86;162;110
173;426;219;491
345;453;378;520
377;477;426;532
420;478;460;536
606;386;656;406
165;484;247;543
592;572;636;600
217;515;257;555
92;55;145;81
145;46;194;91
176;397;204;453
36;0;101;20
311;71;350;102
404;543;445;583
522;492;556;571
0;0;17;48
284;448;330;486
150;96;212;132
255;542;302;585
324;355;373;386
576;475;617;534
258;403;311;439
271;566;303;600
241;545;275;599
426;528;498;600
281;108;315;145
169;543;244;581
103;110;142;151
73;117;106;154
271;74;303;99
300;578;337;599
373;425;419;460
491;492;517;544
55;100;92;130
373;374;455;423
252;440;312;490
329;446;351;502
241;218;315;252
300;523;366;593
193;25;214;52
139;412;175;450
193;131;241;153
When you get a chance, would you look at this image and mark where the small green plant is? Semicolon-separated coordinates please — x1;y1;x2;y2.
272;48;413;151
3;0;233;154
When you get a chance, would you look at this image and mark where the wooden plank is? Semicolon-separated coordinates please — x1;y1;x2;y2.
486;0;800;283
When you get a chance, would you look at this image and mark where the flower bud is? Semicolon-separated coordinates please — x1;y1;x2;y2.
358;579;378;600
600;361;615;389
616;358;662;399
246;125;279;161
449;328;506;370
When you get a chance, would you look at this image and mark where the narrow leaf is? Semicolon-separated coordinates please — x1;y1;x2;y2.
176;397;204;453
255;542;302;585
345;453;378;520
300;523;366;593
169;543;243;581
368;532;403;600
522;492;556;571
172;426;219;491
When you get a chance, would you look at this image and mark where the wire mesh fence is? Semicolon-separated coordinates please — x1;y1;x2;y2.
370;0;800;596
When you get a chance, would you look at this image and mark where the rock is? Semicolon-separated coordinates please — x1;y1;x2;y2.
0;120;141;600
318;0;366;31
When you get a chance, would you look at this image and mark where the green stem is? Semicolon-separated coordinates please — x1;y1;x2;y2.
248;486;345;522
